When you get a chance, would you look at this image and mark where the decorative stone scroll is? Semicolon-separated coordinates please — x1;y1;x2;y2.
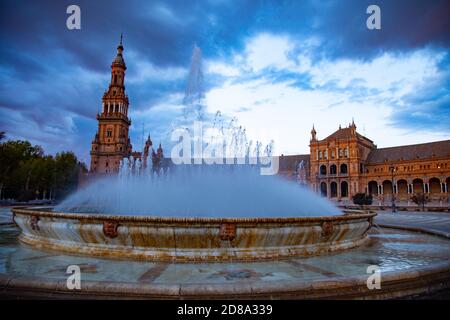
365;217;374;234
103;221;119;239
30;215;40;231
321;221;334;238
220;223;236;241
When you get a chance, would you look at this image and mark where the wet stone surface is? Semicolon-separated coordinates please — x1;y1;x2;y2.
0;207;450;287
0;207;13;225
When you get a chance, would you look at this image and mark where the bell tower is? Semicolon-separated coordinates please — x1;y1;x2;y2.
90;35;132;174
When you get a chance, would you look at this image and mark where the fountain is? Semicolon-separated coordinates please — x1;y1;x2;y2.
12;164;375;261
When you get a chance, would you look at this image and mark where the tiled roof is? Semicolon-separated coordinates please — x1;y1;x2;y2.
324;128;373;143
278;154;310;171
366;140;450;164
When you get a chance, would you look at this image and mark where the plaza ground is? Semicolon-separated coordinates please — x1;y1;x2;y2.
0;207;450;299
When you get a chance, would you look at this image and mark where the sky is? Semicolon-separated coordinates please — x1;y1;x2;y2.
0;0;449;164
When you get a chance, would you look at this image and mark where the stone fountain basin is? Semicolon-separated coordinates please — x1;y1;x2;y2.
12;207;376;262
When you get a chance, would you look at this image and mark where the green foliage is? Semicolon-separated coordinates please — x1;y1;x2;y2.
352;193;373;206
0;136;86;201
411;193;430;211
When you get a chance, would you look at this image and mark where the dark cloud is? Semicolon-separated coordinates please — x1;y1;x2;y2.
0;0;449;162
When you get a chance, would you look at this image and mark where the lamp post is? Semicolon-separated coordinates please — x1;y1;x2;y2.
389;165;396;212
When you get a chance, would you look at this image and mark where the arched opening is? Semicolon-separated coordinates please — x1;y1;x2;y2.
340;181;348;197
320;182;327;197
330;182;338;198
413;178;424;194
382;180;393;195
397;179;408;196
330;164;337;175
429;177;441;194
320;165;327;175
368;181;378;195
340;163;348;174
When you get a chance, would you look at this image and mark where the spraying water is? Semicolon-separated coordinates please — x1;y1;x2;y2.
55;44;341;218
55;162;341;217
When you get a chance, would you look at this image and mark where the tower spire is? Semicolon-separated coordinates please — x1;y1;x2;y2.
350;118;357;135
91;40;131;174
311;124;317;141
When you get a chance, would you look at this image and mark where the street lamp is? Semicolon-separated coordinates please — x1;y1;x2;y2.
389;165;396;213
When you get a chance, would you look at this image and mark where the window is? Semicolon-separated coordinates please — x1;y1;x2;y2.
320;165;327;175
330;164;337;175
324;150;328;160
344;148;348;157
341;164;348;174
319;151;322;160
339;148;343;157
331;150;335;159
107;130;112;137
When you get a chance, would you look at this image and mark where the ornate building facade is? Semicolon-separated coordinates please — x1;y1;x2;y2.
279;122;450;205
90;36;131;174
90;37;159;174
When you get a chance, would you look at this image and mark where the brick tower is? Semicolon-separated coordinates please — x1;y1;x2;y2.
90;35;132;174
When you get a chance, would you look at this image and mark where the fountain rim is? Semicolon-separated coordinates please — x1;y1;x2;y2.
12;207;376;224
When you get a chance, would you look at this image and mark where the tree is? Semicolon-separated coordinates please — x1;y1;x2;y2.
352;193;373;209
411;193;430;211
53;151;80;200
0;138;85;202
0;131;5;141
0;140;43;200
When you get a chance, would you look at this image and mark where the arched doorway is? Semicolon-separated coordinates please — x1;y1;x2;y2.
320;182;327;197
397;179;408;199
330;164;337;175
382;180;393;195
340;164;348;174
320;165;327;175
341;181;348;197
368;181;378;195
413;178;424;194
429;177;441;194
330;182;338;198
